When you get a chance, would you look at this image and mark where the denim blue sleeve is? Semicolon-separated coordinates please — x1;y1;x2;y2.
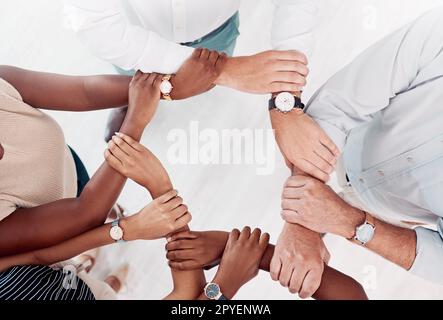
409;219;443;284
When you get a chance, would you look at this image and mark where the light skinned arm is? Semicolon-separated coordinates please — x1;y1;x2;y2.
281;175;417;270
0;70;160;256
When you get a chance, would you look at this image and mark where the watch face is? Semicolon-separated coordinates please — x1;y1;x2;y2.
356;223;375;244
160;80;173;94
110;226;123;241
275;92;296;112
205;283;220;299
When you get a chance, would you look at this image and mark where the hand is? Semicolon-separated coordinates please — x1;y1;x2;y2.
212;227;270;299
121;190;192;241
281;175;365;238
105;132;171;190
126;71;162;127
271;111;340;182
216;50;309;94
270;223;330;299
166;230;229;270
171;48;227;100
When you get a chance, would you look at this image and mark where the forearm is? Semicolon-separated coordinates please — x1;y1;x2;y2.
0;223;115;272
0;65;131;111
364;216;416;270
0;117;144;256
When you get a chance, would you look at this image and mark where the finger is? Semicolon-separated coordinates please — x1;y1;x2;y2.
168;260;199;271
274;72;307;86
228;229;241;243
310;150;334;174
282;187;305;199
104;149;123;171
192;48;203;58
281;209;301;224
141;72;151;81
108;140;131;163
200;48;210;59
273;60;309;76
208;50;219;65
281;198;302;211
165;239;195;251
284;175;311;188
250;228;262;243
166;249;195;261
239;226;252;241
147;72;157;84
288;267;305;294
134;70;143;79
270;82;303;93
115;132;143;151
273;50;308;65
157;189;179;203
315;144;337;166
320;137;340;157
174;212;192;230
163;196;183;211
259;233;270;249
296;159;330;183
270;255;282;281
299;268;323;299
167;230;198;242
111;135;134;156
215;52;228;68
153;74;163;88
171;204;189;220
279;264;294;288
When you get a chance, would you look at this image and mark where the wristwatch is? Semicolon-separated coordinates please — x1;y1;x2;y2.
160;74;174;101
349;212;376;246
109;219;126;243
204;283;228;301
269;92;305;113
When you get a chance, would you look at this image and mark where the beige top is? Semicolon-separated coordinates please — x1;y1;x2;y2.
0;78;77;221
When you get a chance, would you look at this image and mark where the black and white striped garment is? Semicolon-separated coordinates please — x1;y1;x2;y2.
0;265;95;300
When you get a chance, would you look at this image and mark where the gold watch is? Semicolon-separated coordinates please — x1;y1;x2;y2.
160;74;173;101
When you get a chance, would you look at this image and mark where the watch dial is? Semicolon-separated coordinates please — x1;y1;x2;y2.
356;224;375;243
275;92;296;112
205;283;220;299
160;80;172;94
110;226;123;241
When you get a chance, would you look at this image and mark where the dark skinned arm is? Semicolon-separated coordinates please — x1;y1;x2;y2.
0;68;150;257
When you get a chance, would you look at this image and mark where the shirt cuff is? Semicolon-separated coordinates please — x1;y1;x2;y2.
409;226;443;284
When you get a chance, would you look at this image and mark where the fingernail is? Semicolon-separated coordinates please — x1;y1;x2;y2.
115;132;123;137
166;237;172;242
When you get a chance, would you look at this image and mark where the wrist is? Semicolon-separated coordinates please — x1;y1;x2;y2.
339;207;366;239
119;116;145;140
215;57;235;86
212;273;238;300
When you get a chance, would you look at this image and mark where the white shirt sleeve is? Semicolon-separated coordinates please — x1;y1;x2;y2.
305;8;443;151
271;0;320;58
410;221;443;285
63;0;194;74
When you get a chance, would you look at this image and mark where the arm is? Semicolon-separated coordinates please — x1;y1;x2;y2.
63;0;193;74
0;190;190;273
280;175;417;272
0;72;159;256
0;66;131;111
104;133;205;300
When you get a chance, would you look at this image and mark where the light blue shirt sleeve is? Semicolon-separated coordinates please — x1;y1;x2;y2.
410;220;443;284
305;8;443;151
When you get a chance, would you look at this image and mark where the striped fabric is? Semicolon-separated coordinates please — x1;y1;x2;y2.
0;265;95;300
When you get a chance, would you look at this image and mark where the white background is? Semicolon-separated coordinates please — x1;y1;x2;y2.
2;0;443;299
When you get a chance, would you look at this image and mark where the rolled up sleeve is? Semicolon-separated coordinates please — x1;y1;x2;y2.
409;219;443;284
63;0;193;73
0;199;16;222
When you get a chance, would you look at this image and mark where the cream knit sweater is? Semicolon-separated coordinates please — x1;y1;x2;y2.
0;78;77;221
